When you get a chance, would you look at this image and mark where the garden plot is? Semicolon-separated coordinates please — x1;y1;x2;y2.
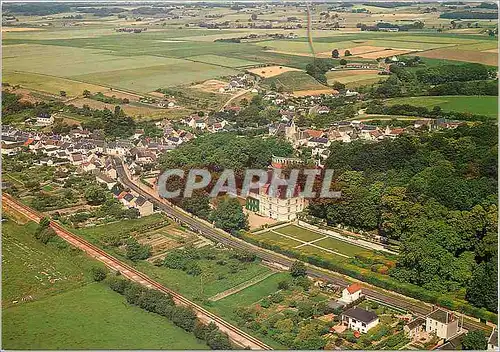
135;223;204;259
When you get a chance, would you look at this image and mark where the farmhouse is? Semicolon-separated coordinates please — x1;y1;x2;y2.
342;307;379;333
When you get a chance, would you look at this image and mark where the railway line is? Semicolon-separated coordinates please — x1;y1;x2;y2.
2;193;272;351
112;157;493;334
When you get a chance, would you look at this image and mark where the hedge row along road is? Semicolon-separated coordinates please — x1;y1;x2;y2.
111;157;494;334
1;193;272;351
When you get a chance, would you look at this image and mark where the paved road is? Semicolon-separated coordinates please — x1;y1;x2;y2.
113;157;493;334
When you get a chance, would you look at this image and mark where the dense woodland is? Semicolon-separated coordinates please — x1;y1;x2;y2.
308;123;497;312
368;61;497;99
159;132;294;171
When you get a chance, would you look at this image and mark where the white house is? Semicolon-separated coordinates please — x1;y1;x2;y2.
36;114;54;126
342;307;379;333
425;308;460;340
135;196;154;217
488;329;498;351
340;283;362;303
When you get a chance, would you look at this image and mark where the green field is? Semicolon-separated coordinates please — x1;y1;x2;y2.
3;44;237;93
210;272;289;319
2;71;106;96
262;71;327;92
2;220;95;306
3;283;208;350
187;54;260;68
74;213;168;243
136;257;272;300
386;95;498;117
2;215;208;350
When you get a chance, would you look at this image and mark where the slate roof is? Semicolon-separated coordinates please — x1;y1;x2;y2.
343;307;378;323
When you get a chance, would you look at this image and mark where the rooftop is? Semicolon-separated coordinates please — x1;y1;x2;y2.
343;307;378;324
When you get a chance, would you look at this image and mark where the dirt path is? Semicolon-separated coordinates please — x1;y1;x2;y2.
208;271;276;302
221;88;251;111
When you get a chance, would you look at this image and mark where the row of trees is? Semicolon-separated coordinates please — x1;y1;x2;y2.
107;276;232;349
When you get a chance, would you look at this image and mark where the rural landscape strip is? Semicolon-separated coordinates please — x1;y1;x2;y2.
2;193;272;351
112;157;491;334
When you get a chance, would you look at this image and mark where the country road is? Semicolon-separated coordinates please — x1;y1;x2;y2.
112;156;494;335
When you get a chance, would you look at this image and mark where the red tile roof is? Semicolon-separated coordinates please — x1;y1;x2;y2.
346;283;362;294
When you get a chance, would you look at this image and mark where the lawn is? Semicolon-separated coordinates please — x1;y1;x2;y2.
2;283;209;350
274;225;324;242
386;95;498;117
250;230;303;250
314;237;371;257
2;219;96;306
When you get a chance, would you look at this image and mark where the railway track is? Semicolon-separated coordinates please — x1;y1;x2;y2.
2;193;272;350
112;157;493;334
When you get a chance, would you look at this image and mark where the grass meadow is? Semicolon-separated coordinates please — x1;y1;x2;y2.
3;283;209;350
386;95;498;117
1;215;207;350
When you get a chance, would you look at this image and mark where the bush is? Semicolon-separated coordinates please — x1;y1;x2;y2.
108;276;130;294
90;266;107;281
125;237;152;261
277;279;290;290
171;305;197;332
270;292;284;303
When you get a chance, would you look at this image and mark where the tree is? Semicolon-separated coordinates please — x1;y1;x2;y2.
209;197;248;233
180;191;211;219
84;186;107;205
332;49;340;58
331;81;346;90
466;256;498;312
339;59;347;65
126;237;152;261
60;90;67;97
462;330;487;350
83;89;91;98
344;50;352;56
90;266;107;281
290;260;307;277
